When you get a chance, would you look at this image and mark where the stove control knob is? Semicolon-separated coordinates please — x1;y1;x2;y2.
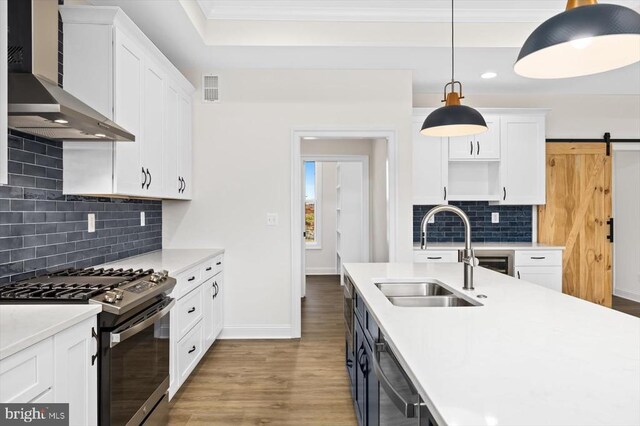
104;291;117;303
114;290;124;300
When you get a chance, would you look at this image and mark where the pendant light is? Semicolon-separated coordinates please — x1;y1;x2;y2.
421;0;487;138
515;0;640;79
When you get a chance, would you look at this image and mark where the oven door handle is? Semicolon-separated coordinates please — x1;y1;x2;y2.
372;341;420;418
110;299;175;348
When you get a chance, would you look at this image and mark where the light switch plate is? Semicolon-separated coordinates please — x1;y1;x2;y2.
87;213;95;233
140;212;146;226
491;212;500;224
267;213;278;226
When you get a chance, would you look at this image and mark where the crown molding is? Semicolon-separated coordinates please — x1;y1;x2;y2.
196;0;640;23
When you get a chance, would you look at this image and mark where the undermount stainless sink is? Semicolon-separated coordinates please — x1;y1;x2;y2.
387;295;479;307
375;280;481;307
375;280;453;297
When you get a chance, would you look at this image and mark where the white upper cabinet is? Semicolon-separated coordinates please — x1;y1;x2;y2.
412;109;547;205
448;115;500;161
497;114;546;205
60;6;194;200
412;114;448;205
1;0;7;185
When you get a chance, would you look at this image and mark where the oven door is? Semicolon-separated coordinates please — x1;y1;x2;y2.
101;297;174;426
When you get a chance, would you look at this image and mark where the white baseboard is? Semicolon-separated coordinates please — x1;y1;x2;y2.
305;267;338;275
613;289;640;303
219;325;293;339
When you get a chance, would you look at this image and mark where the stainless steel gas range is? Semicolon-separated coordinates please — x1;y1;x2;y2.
0;268;176;426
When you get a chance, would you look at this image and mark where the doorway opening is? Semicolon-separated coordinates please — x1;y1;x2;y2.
291;130;397;338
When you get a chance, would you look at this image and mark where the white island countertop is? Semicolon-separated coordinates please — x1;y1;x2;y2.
0;304;102;360
413;242;565;250
344;262;640;426
100;248;224;275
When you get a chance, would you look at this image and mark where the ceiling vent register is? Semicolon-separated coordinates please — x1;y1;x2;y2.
202;74;219;103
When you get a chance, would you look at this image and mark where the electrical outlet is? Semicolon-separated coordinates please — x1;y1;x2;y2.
427;215;435;224
140;212;146;226
87;213;95;233
267;213;278;226
491;212;500;224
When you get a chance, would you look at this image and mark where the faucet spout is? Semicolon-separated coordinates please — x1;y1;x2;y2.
420;205;476;290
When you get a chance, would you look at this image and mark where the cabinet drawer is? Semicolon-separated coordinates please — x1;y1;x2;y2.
175;265;202;298
178;321;203;384
176;287;204;338
515;250;562;266
201;255;223;281
0;338;54;403
413;250;459;263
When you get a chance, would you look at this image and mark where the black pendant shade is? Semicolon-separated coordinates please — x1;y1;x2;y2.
421;104;488;137
515;3;640;79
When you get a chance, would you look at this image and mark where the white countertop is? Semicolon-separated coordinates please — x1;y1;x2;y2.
100;248;224;275
0;305;102;360
344;262;640;426
414;242;565;250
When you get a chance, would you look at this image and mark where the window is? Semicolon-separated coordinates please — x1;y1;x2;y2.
305;161;321;249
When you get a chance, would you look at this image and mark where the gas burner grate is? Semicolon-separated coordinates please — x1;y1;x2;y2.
52;267;154;281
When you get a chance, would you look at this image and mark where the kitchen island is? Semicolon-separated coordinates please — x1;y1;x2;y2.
343;262;640;426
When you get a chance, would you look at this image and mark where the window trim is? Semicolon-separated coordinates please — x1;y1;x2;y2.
305;162;322;250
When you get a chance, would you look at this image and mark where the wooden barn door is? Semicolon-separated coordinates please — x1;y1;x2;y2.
538;143;612;307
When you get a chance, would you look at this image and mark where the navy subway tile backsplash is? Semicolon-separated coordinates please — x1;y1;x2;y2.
0;130;162;284
413;202;532;243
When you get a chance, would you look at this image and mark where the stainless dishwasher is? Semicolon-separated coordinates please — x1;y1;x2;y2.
372;336;438;426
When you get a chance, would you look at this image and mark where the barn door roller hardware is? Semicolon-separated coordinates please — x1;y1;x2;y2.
546;132;639;156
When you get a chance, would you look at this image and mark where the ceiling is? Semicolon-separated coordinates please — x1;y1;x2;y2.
89;0;640;95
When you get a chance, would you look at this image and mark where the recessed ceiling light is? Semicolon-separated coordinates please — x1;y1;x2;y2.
95;133;106;138
54;119;68;124
481;72;498;79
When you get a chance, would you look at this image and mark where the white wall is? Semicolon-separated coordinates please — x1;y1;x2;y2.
613;147;640;302
305;162;337;275
414;94;640;139
301;138;389;262
163;69;413;338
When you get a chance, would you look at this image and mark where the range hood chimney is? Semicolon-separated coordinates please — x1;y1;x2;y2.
7;0;134;142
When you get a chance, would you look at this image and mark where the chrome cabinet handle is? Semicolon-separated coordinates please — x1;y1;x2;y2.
146;168;151;189
141;167;147;189
503;187;507;201
91;327;99;366
110;299;175;348
188;345;196;354
372;341;420;418
477;141;480;155
470;141;473;155
188;307;196;313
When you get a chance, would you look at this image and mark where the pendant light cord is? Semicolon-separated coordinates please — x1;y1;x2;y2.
451;0;455;84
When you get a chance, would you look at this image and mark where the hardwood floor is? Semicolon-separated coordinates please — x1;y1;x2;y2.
168;275;357;425
612;295;640;318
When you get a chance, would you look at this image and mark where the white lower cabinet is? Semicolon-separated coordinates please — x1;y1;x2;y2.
53;316;98;426
0;316;98;425
169;255;224;399
515;250;563;292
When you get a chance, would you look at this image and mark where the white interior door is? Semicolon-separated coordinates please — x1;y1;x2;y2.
613;147;640;302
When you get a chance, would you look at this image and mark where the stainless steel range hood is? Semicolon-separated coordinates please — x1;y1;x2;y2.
7;0;134;142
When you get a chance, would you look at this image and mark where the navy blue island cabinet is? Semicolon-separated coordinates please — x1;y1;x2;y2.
344;276;438;426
